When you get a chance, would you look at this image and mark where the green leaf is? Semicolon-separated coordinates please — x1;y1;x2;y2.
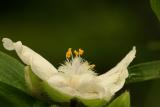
107;91;130;107
150;0;160;21
0;51;27;93
0;81;49;107
127;60;160;83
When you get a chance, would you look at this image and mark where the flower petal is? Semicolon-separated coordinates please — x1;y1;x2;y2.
97;46;136;96
2;38;58;80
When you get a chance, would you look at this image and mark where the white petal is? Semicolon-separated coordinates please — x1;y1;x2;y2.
97;46;136;96
47;73;68;87
2;38;58;80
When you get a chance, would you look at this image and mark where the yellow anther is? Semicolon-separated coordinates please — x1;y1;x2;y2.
90;64;96;68
66;48;72;59
79;48;84;56
74;50;79;57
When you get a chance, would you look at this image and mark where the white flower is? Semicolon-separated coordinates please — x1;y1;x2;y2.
2;38;136;104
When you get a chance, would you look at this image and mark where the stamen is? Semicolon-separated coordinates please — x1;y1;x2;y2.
90;64;96;68
66;48;84;59
79;48;84;56
66;48;72;59
74;50;79;57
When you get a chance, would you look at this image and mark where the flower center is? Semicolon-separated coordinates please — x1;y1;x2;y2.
66;48;94;69
58;48;96;75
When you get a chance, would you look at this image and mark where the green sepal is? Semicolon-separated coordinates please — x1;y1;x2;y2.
24;66;44;98
42;81;73;102
77;97;107;107
107;91;130;107
43;81;108;107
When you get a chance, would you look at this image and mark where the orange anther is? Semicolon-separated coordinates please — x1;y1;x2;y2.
79;48;84;56
74;50;79;57
66;48;72;59
90;64;95;68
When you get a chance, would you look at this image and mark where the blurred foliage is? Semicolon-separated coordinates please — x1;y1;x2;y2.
127;60;160;83
151;0;160;21
0;0;160;107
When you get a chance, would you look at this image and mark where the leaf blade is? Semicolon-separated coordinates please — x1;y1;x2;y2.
127;60;160;83
150;0;160;21
0;51;27;92
0;81;49;107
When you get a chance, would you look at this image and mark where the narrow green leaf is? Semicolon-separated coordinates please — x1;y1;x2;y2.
107;91;130;107
127;60;160;83
0;81;49;107
0;51;27;93
150;0;160;21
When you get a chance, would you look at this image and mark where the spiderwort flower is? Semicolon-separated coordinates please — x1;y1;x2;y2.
2;38;136;107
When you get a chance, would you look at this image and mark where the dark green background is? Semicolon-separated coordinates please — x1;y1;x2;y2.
0;0;160;107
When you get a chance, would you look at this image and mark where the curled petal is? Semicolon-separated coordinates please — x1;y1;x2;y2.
2;38;58;80
97;47;136;96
